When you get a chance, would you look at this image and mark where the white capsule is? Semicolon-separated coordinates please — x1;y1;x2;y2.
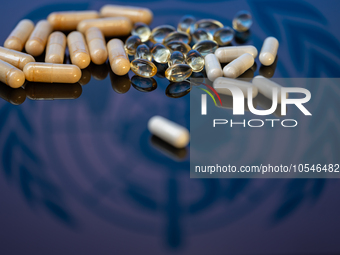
214;45;257;63
259;37;279;66
213;77;258;98
148;116;189;148
223;53;254;79
252;75;287;103
204;53;222;82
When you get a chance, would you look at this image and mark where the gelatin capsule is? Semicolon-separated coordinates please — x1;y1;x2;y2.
252;75;286;103
135;44;152;61
0;46;35;70
100;4;153;25
107;39;130;76
192;40;218;57
213;27;234;46
163;31;191;45
67;31;91;69
4;19;34;51
213;77;258;98
150;25;176;43
148;116;189;148
168;51;185;67
165;41;191;56
23;63;81;83
131;22;151;42
77;17;132;37
25;82;82;100
204;53;222;81
131;75;157;92
232;10;253;32
194;19;223;36
124;35;142;55
215;45;258;63
177;15;196;34
48;11;99;31
165;81;191;98
165;64;192;82
25;20;52;57
0;59;26;88
0;82;26;105
85;27;108;65
130;59;157;78
223;53;254;78
151;43;171;63
45;32;66;64
185;49;204;72
192;29;213;44
259;37;279;66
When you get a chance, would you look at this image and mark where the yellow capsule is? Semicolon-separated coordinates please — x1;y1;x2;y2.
131;59;157;78
4;19;34;51
151;43;171;64
165;64;192;82
100;4;153;25
185;49;204;72
67;31;91;69
131;75;157;92
25;20;53;57
192;40;218;57
192;28;213;44
135;44;152;61
23;63;81;83
85;27;108;65
77;17;132;37
107;39;130;76
45;32;66;64
150;25;176;43
163;31;191;45
194;19;223;36
0;46;35;70
168;51;185;67
48;11;99;31
177;15;196;34
0;82;26;105
0;60;25;88
131;22;151;42
213;27;235;46
124;35;142;55
25;82;82;100
232;10;252;32
165;41;191;56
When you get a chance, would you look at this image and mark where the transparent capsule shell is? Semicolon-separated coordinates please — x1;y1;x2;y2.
168;51;185;67
135;44;152;61
185;49;204;72
177;15;196;34
131;75;157;92
213;26;235;46
131;22;151;42
150;25;176;43
194;19;223;36
130;59;157;78
163;31;191;45
166;81;191;98
192;40;219;57
165;41;191;56
192;28;213;44
124;35;142;55
151;43;171;63
232;10;253;32
165;64;192;82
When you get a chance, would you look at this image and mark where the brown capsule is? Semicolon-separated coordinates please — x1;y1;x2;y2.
67;31;91;69
4;19;34;51
0;46;35;70
47;11;99;31
45;32;67;64
0;60;26;88
85;27;108;65
25;20;53;57
107;39;130;76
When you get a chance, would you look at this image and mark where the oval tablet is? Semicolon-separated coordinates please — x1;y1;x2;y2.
45;32;66;64
204;53;223;82
0;46;35;70
215;45;258;63
48;11;99;31
213;77;258;98
67;31;91;69
252;75;287;103
223;53;254;79
25;20;53;56
107;39;130;76
259;37;279;66
148;116;189;148
23;63;81;83
4;19;34;51
85;27;108;65
0;59;26;88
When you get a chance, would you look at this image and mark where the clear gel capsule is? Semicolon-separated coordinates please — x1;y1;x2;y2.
45;32;66;64
151;43;171;63
25;20;53;56
259;37;279;66
163;31;191;45
215;45;258;63
194;19;223;36
165;81;191;98
148;116;189;148
130;59;157;78
213;77;258;98
204;53;222;81
233;10;253;32
85;27;108;65
24;63;81;83
213;27;234;46
135;44;152;61
131;75;157;92
131;22;151;42
0;60;26;88
100;4;153;25
192;29;213;44
48;11;99;31
77;17;132;37
0;83;26;105
25;82;82;100
186;50;204;72
192;40;218;57
107;39;130;76
168;51;185;67
4;19;34;51
124;35;142;55
0;46;35;70
67;31;91;69
165;64;192;82
150;25;176;43
223;53;254;78
165;41;191;56
177;15;196;34
252;75;287;103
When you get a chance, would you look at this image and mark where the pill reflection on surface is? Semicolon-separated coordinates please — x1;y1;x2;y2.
259;37;279;66
205;53;222;82
110;71;131;94
78;67;91;85
131;75;157;92
4;19;34;51
165;81;191;98
148;116;189;148
25;82;82;100
0;60;26;88
85;27;108;65
25;20;53;57
259;56;278;78
213;77;258;98
0;46;35;70
67;31;91;69
215;45;257;63
107;39;130;76
223;53;254;79
150;135;188;161
256;93;283;118
89;62;109;80
252;75;287;103
45;32;66;64
0;82;26;105
48;11;99;31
